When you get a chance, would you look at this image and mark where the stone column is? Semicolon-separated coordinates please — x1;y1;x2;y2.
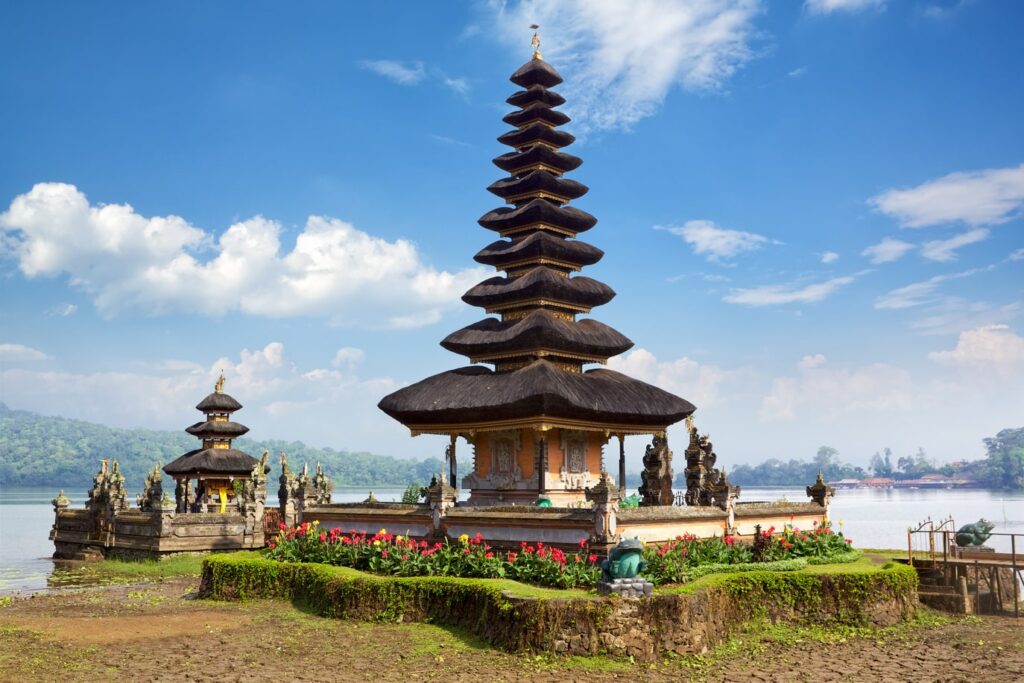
806;471;835;520
424;472;457;537
278;452;297;527
585;471;620;546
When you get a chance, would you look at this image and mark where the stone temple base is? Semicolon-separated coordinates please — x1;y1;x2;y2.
597;577;653;598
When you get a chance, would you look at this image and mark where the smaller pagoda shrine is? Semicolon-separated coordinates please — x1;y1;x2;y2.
164;374;261;513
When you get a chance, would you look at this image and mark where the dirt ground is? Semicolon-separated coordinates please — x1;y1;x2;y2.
0;578;1021;683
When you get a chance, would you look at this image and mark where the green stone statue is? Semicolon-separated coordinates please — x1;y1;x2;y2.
601;537;646;582
955;518;994;547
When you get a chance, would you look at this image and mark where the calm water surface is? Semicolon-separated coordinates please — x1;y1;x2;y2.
1;485;1021;594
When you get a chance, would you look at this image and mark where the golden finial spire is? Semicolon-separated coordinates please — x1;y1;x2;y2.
530;23;543;61
215;370;225;394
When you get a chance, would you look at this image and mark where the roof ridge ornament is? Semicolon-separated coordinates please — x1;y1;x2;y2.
531;23;543;61
215;370;225;394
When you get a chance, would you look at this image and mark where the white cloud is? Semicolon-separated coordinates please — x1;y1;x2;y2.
861;236;914;264
912;299;1022;337
0;343;49;361
920;228;989;262
870;163;1024;228
359;59;426;85
804;0;885;14
760;355;913;422
928;324;1024;369
723;274;857;306
874;267;988;310
1;183;485;328
441;75;470;95
0;342;414;455
660;219;773;262
820;251;839;264
332;347;366;369
797;353;827;370
1007;248;1024;262
490;0;763;131
788;66;809;78
607;348;746;409
48;303;77;317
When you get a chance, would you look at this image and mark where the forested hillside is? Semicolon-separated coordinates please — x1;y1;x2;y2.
0;403;443;489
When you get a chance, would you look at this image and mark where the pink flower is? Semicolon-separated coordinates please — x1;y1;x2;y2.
319;532;327;543
578;538;588;549
381;550;389;558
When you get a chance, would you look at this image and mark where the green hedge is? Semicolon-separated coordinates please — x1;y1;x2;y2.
200;552;918;658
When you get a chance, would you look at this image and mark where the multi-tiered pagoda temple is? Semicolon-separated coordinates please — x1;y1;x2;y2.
379;41;695;505
164;374;261;513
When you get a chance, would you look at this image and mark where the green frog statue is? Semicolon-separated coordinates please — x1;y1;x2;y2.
955;518;995;547
601;537;647;582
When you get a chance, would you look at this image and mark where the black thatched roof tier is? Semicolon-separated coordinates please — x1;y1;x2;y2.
462;268;615;311
510;59;563;88
487;171;588;203
507;85;566;108
185;420;250;439
474;232;603;270
503;104;570;129
493;145;582;175
478;199;597;235
377;360;695;429
195;392;242;413
164;448;259;476
441;310;633;360
498;123;575;150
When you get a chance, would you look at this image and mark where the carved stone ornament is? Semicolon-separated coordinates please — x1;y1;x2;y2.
559;430;592;490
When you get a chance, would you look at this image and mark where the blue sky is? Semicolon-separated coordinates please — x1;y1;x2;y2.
2;0;1022;472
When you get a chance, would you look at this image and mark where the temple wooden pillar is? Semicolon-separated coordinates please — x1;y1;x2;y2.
448;433;458;487
618;434;626;492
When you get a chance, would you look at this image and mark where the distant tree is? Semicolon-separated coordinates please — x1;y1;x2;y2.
982;428;1024;489
869;450;893;477
400;483;423;504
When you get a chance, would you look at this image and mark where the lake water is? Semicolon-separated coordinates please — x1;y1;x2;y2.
1;485;1021;595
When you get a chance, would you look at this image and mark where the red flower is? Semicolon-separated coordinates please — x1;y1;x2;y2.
278;523;286;531
381;550;389;558
524;546;534;554
724;535;735;546
485;552;494;559
319;532;327;543
536;541;544;549
507;552;518;562
463;548;471;555
578;538;588;549
268;541;276;549
846;538;853;544
520;541;528;548
588;554;598;564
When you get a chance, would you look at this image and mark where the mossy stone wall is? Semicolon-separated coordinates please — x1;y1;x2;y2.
201;553;918;661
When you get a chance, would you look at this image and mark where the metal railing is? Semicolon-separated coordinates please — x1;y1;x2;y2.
907;520;1021;617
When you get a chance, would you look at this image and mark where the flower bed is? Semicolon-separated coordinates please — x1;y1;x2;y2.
643;520;856;585
266;524;600;589
264;519;857;589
